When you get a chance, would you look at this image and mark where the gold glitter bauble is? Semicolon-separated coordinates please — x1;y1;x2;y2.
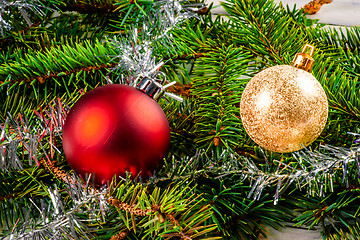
240;64;328;153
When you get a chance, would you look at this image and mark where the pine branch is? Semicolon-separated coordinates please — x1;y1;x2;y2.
0;0;56;36
293;191;360;237
0;21;42;48
109;196;210;240
221;0;311;65
167;82;192;98
39;158;76;185
220;0;360;147
110;229;130;240
60;2;118;13
0;98;69;170
14;62;116;85
109;182;219;239
3;0;360;239
172;52;208;60
191;45;251;150
0;193;17;202
39;158;217;239
0;40;114;84
0;40;117;120
6;182;107;239
60;1;209;15
108;198;150;216
160;144;360;239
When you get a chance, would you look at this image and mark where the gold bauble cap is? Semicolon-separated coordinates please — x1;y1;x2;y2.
291;44;315;73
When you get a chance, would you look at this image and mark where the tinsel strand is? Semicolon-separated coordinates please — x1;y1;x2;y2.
8;183;108;239
0;99;67;171
109;0;204;101
2;1;203;238
163;144;360;204
0;0;51;36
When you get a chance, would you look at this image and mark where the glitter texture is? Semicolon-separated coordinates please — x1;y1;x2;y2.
240;65;328;153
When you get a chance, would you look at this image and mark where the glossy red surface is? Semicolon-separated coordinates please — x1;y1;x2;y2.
62;84;170;184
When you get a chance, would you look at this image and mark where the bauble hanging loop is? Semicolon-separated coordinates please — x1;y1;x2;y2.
137;72;167;100
240;45;328;153
291;44;315;72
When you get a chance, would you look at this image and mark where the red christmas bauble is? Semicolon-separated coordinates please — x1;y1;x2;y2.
62;84;170;185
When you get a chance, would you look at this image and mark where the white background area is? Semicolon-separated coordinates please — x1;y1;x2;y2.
207;0;360;26
204;0;360;239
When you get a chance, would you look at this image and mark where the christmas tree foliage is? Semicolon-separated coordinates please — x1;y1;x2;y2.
1;0;360;239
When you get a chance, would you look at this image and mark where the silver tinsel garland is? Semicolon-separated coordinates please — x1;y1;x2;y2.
0;99;67;171
0;0;49;36
1;1;202;238
109;0;205;102
165;140;360;205
0;0;204;171
7;176;108;239
3;0;359;237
